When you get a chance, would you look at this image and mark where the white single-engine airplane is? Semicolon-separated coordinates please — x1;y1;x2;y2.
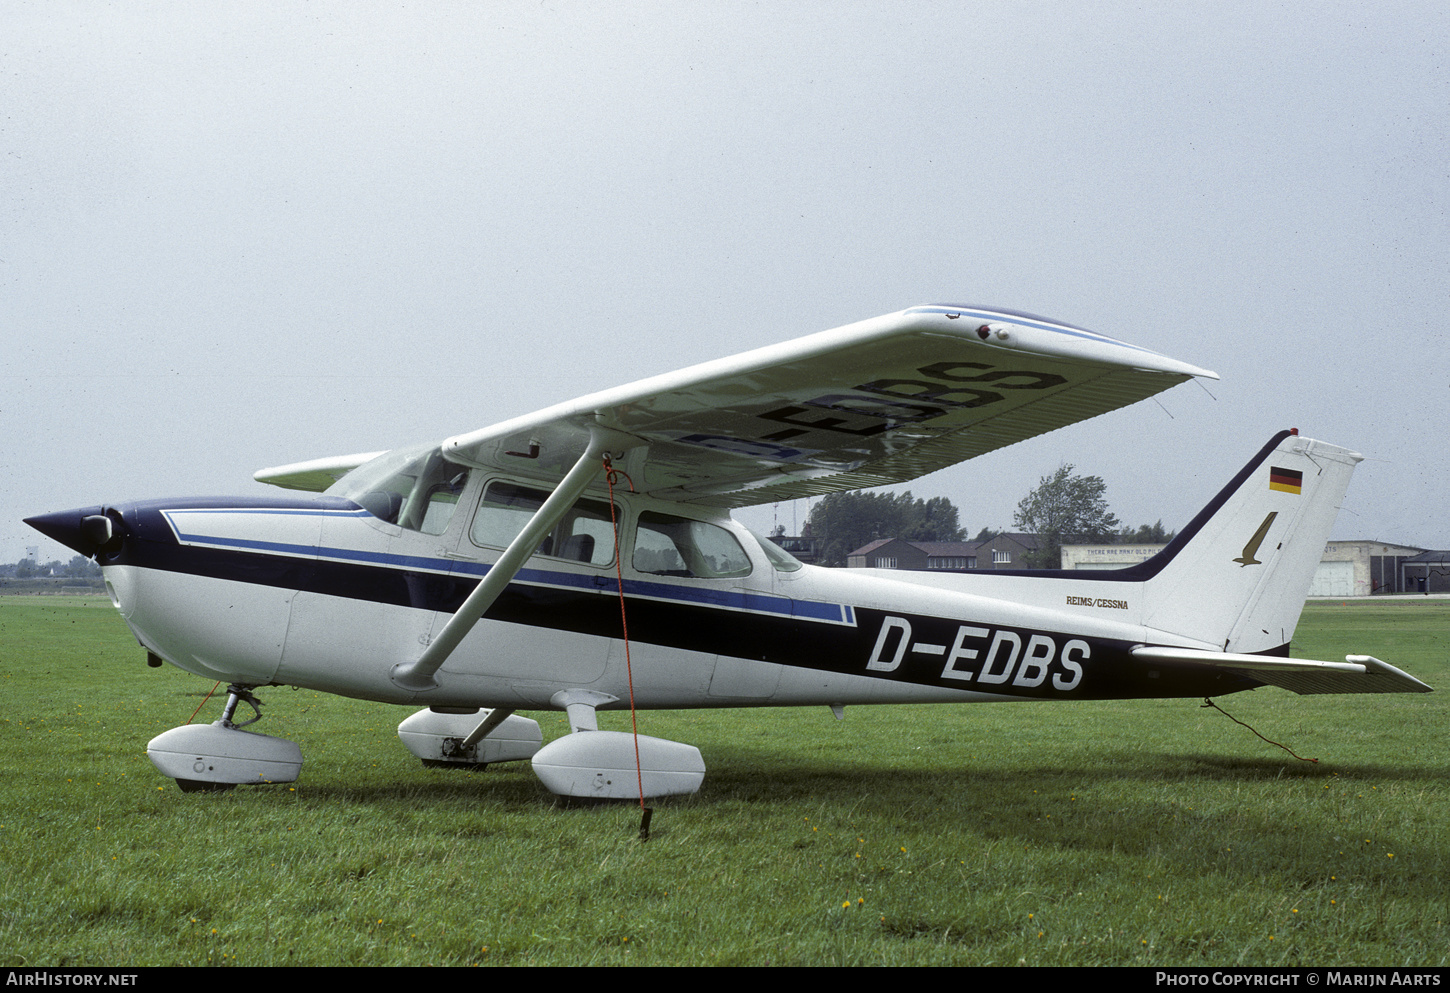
27;305;1431;799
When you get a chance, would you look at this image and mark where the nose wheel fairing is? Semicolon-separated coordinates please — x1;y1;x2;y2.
146;685;302;790
148;723;303;790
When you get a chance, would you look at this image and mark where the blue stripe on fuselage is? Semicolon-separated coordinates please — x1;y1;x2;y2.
161;507;852;625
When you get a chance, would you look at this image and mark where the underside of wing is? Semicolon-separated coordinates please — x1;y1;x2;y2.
440;305;1218;508
254;451;387;492
1132;647;1433;695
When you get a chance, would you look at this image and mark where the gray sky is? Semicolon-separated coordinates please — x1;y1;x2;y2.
5;1;1447;563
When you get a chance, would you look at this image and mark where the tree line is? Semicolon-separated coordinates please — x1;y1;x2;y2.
804;464;1173;568
1;556;103;580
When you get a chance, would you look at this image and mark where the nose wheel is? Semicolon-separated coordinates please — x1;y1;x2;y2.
147;684;303;791
175;777;234;793
174;685;262;791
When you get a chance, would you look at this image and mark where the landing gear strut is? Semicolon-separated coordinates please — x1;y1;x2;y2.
218;684;264;729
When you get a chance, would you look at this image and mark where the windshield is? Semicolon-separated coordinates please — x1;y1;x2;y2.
327;444;471;535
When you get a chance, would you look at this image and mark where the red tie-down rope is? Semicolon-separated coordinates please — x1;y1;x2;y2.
602;456;651;834
187;682;222;724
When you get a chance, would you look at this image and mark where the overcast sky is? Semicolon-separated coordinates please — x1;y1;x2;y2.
5;1;1447;564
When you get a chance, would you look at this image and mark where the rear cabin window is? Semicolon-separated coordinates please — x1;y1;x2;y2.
756;531;804;573
633;512;752;579
469;481;616;567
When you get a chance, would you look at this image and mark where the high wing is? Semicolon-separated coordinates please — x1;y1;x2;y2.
256;305;1217;504
254;451;388;492
439;305;1217;508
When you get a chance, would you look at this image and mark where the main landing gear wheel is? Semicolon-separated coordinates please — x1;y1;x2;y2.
420;759;489;771
397;708;542;768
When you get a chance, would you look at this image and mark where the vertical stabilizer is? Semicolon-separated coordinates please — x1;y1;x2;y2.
1138;432;1360;653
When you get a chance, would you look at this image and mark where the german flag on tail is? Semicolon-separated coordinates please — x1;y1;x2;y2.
1269;466;1303;494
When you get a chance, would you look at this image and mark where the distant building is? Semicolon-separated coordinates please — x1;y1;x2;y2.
1309;540;1424;596
972;533;1039;570
1400;550;1450;594
847;539;976;570
840;533;1443;589
845;534;1040;571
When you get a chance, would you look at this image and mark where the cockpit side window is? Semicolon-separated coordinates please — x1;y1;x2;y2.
633;512;752;579
469;481;616;567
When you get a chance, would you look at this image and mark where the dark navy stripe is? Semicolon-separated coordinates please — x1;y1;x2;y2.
166;528;850;624
964;431;1293;583
108;533;1257;700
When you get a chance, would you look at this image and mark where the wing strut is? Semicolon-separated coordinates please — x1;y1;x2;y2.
390;427;635;692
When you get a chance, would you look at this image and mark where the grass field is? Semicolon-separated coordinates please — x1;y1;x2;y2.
1;595;1446;966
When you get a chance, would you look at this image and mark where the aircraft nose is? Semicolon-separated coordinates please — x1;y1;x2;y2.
24;506;124;559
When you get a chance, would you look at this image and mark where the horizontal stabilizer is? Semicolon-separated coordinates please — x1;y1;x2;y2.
1132;647;1433;695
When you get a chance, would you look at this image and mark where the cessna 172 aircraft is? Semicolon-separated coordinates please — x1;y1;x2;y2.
26;305;1431;799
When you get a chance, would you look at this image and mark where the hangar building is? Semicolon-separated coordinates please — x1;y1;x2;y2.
1308;541;1425;596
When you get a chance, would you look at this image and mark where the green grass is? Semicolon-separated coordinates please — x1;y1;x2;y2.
1;596;1446;966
